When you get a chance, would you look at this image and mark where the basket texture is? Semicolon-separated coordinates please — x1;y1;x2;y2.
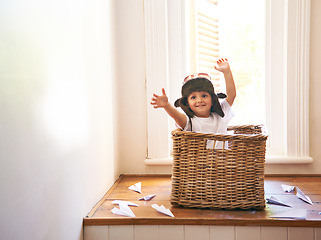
170;125;268;210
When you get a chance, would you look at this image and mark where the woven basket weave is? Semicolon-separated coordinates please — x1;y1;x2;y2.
170;125;268;210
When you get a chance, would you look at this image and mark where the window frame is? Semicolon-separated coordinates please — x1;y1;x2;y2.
144;0;312;166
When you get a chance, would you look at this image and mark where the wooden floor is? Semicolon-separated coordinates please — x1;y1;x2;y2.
84;175;321;227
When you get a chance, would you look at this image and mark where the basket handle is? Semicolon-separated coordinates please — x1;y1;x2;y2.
205;139;228;150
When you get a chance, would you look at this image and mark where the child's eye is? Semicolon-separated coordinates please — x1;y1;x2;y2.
202;94;208;98
190;96;196;99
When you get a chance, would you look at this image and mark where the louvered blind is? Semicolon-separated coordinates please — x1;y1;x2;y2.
192;0;221;91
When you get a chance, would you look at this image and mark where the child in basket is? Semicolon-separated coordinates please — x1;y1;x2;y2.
150;58;236;149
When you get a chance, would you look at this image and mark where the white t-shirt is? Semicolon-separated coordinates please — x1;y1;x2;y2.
180;99;234;149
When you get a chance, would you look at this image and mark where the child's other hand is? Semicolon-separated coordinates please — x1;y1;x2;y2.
151;88;169;108
214;58;231;74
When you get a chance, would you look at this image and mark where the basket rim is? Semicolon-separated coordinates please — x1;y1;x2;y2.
171;124;268;140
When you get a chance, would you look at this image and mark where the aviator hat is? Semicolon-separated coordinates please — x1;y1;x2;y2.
174;77;226;118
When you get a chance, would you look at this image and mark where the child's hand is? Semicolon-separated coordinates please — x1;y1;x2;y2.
151;88;169;108
214;58;231;74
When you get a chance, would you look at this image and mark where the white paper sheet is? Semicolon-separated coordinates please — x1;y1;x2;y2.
139;194;156;201
111;202;136;217
151;204;174;217
128;182;142;194
266;196;292;207
281;184;295;193
112;200;139;207
296;187;313;205
269;209;306;220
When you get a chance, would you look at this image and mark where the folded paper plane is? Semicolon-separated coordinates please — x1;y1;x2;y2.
266;196;292;207
112;200;139;207
139;194;156;201
281;184;295;193
151;204;174;217
296;187;313;205
128;182;142;194
111;202;136;217
269;209;306;220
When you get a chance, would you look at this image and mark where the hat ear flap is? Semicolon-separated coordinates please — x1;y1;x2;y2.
174;98;181;108
175;97;194;118
217;92;227;99
211;94;225;117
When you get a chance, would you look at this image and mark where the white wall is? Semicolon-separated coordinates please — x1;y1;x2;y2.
113;0;147;174
0;0;117;239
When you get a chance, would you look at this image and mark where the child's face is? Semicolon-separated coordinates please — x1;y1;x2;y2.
187;91;212;118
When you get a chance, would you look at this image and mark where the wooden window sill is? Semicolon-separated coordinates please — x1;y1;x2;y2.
84;174;321;227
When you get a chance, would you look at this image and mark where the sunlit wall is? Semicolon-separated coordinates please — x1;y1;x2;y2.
0;0;117;239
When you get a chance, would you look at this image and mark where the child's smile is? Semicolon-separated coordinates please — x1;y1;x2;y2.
187;91;212;118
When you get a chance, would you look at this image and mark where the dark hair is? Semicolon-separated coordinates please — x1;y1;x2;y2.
174;78;226;118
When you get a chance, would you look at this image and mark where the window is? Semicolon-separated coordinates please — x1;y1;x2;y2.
188;0;221;91
145;0;312;165
188;0;265;126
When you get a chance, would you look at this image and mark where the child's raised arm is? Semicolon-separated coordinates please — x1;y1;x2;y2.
150;88;187;129
214;58;236;106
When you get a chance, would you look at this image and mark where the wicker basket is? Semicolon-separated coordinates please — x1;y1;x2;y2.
170;125;268;210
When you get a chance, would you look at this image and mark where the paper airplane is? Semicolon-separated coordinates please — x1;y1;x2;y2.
111;202;136;217
112;200;139;207
296;187;313;205
281;184;295;192
139;194;156;201
266;196;292;207
128;182;142;194
269;209;306;220
151;204;174;217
